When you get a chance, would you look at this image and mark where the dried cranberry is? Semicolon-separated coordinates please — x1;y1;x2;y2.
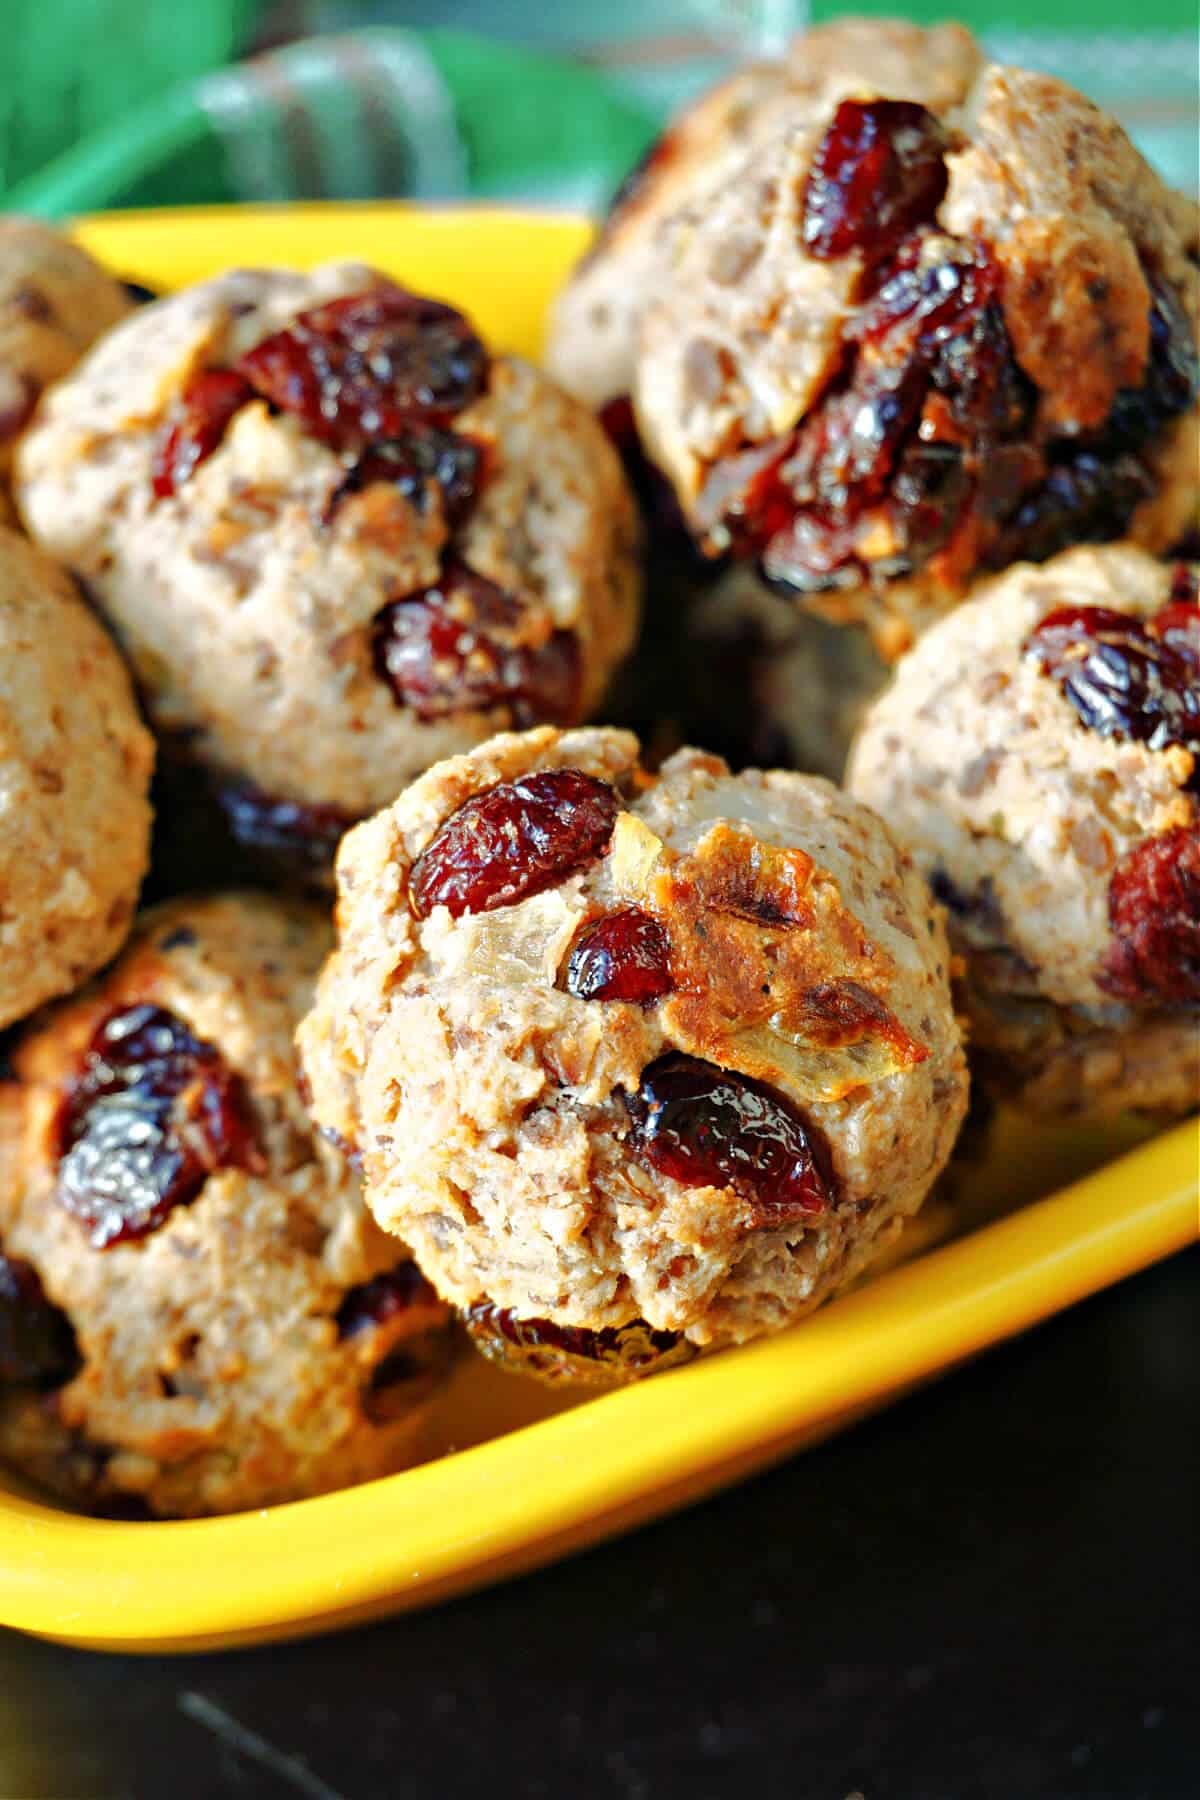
325;427;483;528
757;237;1022;594
216;783;357;874
1100;824;1200;1003
373;563;581;727
566;907;673;1005
624;1053;833;1226
236;285;489;451
1027;603;1200;776
0;1253;80;1389
465;1302;693;1386
151;369;253;498
335;1264;441;1339
409;769;619;920
55;1005;263;1248
803;99;949;265
987;453;1154;568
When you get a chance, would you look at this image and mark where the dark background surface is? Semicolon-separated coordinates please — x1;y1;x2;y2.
2;1243;1196;1800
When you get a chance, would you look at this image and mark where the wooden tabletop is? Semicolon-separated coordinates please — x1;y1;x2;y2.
2;1243;1195;1800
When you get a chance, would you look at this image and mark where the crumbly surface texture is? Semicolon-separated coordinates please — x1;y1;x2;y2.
0;894;452;1516
847;546;1200;1117
634;49;1200;654
299;726;967;1365
545;18;980;412
0;217;133;483
0;527;153;1030
16;264;640;815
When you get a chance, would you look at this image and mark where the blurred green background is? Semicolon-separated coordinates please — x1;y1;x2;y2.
2;0;1196;214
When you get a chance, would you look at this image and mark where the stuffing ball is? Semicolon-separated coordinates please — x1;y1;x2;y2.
545;18;979;417
0;894;453;1516
847;546;1200;1119
0;216;133;492
15;264;640;865
0;527;153;1030
633;45;1199;658
298;726;967;1386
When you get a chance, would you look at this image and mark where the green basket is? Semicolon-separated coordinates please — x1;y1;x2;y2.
2;27;659;218
0;0;257;195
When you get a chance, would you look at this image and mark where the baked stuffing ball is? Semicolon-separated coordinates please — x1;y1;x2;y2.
847;546;1200;1119
545;18;980;416
299;726;967;1386
634;43;1200;657
16;264;640;863
0;527;153;1031
0;217;133;491
0;894;452;1516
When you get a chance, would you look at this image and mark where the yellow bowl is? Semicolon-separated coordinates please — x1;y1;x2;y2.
1;204;1196;1654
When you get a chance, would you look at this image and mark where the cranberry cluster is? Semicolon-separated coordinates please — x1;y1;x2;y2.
55;1004;263;1248
705;98;1197;598
1026;593;1200;778
1101;824;1200;1005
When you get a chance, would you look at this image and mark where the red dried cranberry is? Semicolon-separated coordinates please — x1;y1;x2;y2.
335;1264;441;1339
1027;603;1200;776
0;1253;80;1389
990;282;1198;568
409;769;619;920
236;285;489;451
216;783;357;873
151;369;253;499
803;99;949;265
566;907;673;1005
373;563;582;727
624;1053;834;1226
1100;824;1200;1003
758;237;1021;593
55;1005;264;1248
465;1302;692;1385
325;427;484;528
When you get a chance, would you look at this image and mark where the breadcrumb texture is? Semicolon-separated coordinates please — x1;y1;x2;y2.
0;216;133;483
0;894;452;1516
545;18;980;411
847;545;1200;1118
15;264;640;814
0;526;153;1030
300;726;967;1363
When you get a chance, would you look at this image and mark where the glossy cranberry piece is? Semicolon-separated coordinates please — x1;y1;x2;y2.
803;99;949;264
1100;824;1200;1003
335;1264;442;1339
236;285;489;451
409;769;619;920
0;1254;80;1389
55;1005;263;1248
325;426;483;528
760;239;1019;593
1027;604;1200;773
465;1302;692;1386
373;563;582;727
216;784;357;874
151;368;252;498
624;1053;833;1226
566;907;673;1005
